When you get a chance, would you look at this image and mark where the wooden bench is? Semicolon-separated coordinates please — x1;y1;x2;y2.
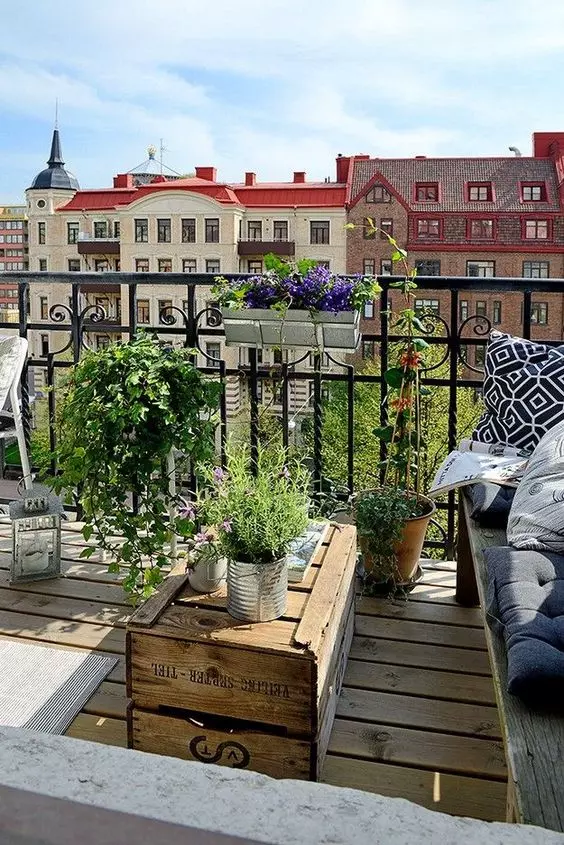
456;491;564;832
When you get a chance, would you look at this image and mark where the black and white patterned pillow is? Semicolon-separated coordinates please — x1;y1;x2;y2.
473;331;564;452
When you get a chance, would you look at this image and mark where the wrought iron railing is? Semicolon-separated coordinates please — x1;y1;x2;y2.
1;270;563;558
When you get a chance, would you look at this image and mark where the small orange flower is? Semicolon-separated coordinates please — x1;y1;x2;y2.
400;351;421;369
391;396;413;412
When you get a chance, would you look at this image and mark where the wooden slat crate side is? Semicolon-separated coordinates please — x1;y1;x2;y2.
129;565;191;629
128;633;314;734
129;709;312;780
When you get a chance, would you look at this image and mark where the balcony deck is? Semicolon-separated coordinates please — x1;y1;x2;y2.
0;521;506;823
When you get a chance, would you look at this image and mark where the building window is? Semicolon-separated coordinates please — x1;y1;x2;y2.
523;260;549;278
469;219;494;239
135;219;148;243
206;342;221;368
415;259;441;276
248;260;263;274
362;340;375;359
467;260;495;277
273;220;288;241
468;183;493;201
531;302;548;325
205;218;220;243
380;218;393;238
493;300;502;324
273;348;283;364
381;259;393;275
415;298;440;314
206;259;220;274
68;259;80;271
94;259;109;272
38;222;45;244
93;221;107;239
476;301;487;317
96;335;111;350
363;218;376;239
40;334;49;357
415;183;439;201
136;300;150;324
182;259;197;273
158;258;172;272
364;300;374;319
460;300;469;321
475;346;486;366
113;221;120;238
67;222;79;244
247;221;262;241
416;218;440;238
524;219;549;239
40;296;48;319
135;258;149;272
181;218;196;243
365;184;390;203
39;259;47;271
310;221;330;244
522;184;546;201
158;300;172;322
157;219;171;243
363;259;375;274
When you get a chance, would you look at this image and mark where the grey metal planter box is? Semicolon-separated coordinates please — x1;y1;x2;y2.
221;308;360;350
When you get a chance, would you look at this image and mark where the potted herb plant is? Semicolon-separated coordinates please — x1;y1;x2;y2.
346;222;436;588
212;253;380;350
197;441;310;622
52;334;222;601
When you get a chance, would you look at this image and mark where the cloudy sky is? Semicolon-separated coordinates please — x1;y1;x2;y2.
0;0;562;200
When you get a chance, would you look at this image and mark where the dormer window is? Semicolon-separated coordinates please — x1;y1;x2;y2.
415;182;439;202
365;184;390;203
521;183;547;202
468;183;493;202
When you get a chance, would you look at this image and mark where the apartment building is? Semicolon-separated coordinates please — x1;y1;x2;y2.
0;204;28;322
25;128;348;419
340;132;564;366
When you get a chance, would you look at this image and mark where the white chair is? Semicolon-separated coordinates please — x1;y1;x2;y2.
0;336;32;492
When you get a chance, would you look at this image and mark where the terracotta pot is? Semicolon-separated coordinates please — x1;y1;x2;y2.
357;493;436;584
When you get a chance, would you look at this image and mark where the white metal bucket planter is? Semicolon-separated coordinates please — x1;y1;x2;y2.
226;556;288;622
188;552;227;593
221;308;360;350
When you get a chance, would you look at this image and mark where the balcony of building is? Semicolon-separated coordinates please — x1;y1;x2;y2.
0;269;561;833
77;237;121;255
237;238;296;257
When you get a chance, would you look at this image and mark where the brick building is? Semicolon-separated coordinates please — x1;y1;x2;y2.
340;132;564;365
0;204;28;322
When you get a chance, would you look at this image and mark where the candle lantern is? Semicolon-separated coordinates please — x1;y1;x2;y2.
10;484;63;583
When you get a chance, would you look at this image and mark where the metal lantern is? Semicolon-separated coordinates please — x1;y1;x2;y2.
9;484;63;583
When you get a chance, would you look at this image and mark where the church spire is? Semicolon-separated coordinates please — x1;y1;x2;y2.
47;128;64;168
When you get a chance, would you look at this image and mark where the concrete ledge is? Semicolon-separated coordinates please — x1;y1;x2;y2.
0;727;561;844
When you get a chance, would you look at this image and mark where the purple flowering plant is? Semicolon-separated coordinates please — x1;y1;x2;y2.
212;253;380;315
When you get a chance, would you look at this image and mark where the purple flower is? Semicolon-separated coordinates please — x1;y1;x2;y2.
221;519;232;533
194;531;214;548
178;502;196;521
213;467;225;484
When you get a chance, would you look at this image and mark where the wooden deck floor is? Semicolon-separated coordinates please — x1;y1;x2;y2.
0;523;506;823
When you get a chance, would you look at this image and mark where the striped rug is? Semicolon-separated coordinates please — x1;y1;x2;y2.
0;641;117;734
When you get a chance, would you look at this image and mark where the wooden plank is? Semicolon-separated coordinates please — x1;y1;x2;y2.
82;681;127;720
356;595;483;628
66;713;127;747
336;687;501;740
354;614;487;651
461;492;564;831
344;658;496;705
349;636;492;676
130;709;312;780
294;524;355;655
177;585;309;622
0;569;130;608
456;495;480;606
128;564;191;629
328;717;507;780
0;585;130;628
417;569;456;589
322;756;506;822
0;608;125;653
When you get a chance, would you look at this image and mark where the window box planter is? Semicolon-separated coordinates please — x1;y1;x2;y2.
221;307;360;350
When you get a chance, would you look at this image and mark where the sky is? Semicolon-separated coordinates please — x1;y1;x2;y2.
0;0;563;201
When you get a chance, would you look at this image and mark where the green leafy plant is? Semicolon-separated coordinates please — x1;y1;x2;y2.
196;440;310;565
52;334;222;600
354;487;415;581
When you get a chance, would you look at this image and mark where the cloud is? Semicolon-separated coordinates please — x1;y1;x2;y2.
0;0;561;198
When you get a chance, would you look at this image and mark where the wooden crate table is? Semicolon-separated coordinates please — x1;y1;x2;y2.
126;523;356;780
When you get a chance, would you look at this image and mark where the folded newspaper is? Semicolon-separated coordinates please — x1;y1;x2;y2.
429;440;530;497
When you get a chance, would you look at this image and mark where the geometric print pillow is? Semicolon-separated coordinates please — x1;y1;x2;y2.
472;331;564;452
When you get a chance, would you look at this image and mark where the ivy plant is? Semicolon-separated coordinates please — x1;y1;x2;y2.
52;334;222;600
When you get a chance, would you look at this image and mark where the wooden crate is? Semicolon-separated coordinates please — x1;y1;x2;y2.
126;523;356;780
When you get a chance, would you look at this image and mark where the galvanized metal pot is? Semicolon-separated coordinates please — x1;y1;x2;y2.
227;557;288;622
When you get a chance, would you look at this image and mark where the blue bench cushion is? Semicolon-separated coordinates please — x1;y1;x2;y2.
485;545;564;705
468;482;515;528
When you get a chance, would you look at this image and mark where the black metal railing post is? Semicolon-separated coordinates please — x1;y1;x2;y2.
312;352;323;501
17;280;31;451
